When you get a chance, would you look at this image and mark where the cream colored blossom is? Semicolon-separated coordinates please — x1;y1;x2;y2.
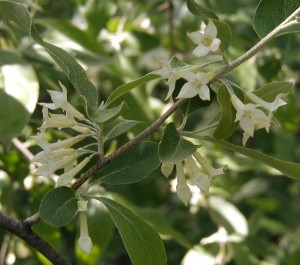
188;21;221;57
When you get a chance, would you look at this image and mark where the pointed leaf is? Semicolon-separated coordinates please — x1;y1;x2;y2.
104;118;141;141
91;102;127;123
0;1;98;110
253;0;300;38
39;187;78;227
159;123;198;164
97;197;167;265
249;81;293;102
209;138;300;180
91;141;160;185
106;73;160;106
213;85;238;139
187;0;219;20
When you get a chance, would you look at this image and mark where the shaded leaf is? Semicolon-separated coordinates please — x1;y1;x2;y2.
39;187;78;227
159;123;198;164
91;102;127;123
212;19;232;52
213;85;238;139
96;197;167;265
253;0;300;38
207;138;300;180
106;73;160;106
104;118;141;141
187;0;219;20
249;81;293;102
91;141;160;185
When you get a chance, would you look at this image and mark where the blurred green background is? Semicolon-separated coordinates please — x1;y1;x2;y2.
0;0;300;264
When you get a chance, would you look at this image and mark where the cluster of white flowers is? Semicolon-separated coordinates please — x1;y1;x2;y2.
32;83;99;186
32;83;100;253
230;92;287;145
157;21;220;101
162;151;226;205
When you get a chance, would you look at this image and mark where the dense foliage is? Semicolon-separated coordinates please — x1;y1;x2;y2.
0;0;300;265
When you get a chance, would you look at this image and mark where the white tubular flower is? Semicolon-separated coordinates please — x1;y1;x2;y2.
177;71;212;100
186;156;211;196
188;21;221;57
35;153;78;177
246;92;287;113
175;162;192;206
57;156;91;186
161;163;174;178
231;95;270;145
78;212;93;253
193;152;225;178
40;83;85;120
32;148;75;163
155;63;183;99
39;107;76;131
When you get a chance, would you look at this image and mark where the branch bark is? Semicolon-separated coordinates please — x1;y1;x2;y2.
0;211;71;265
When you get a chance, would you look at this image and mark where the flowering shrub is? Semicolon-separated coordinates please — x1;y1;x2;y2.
0;0;300;264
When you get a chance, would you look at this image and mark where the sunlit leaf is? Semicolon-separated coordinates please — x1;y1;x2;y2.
0;1;98;110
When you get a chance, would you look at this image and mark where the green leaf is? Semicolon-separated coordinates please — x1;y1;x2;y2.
253;0;300;38
0;52;39;147
96;197;167;265
0;1;98;110
169;56;188;68
104;118;141;141
91;141;160;185
106;73;160;106
159;123;198;164
209;196;248;236
39;187;78;227
207;138;300;180
212;19;232;52
213;85;238;139
0;91;29;148
187;0;219;20
249;81;293;102
231;243;260;265
91;102;127;123
137;208;192;249
107;193;192;249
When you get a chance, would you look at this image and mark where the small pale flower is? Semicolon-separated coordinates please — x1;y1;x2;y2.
77;199;88;212
41;83;85;120
161;163;174;178
57;156;91;186
188;21;221;57
175;162;191;206
177;70;211;100
78;212;93;253
231;95;271;145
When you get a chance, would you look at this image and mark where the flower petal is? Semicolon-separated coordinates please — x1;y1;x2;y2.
204;21;217;38
177;82;198;99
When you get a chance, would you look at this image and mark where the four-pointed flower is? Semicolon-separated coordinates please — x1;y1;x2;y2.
188;21;221;57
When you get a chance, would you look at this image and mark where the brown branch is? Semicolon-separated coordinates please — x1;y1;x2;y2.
0;211;71;265
71;98;187;190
